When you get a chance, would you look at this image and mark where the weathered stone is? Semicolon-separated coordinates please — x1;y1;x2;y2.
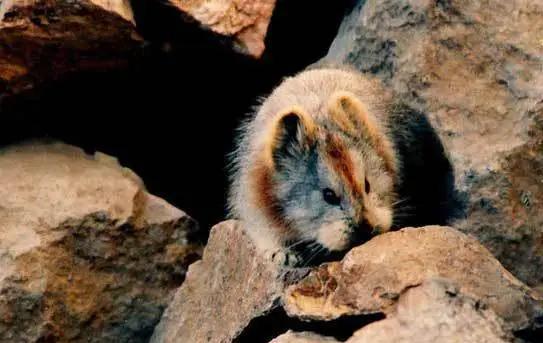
150;220;284;343
0;143;201;342
0;0;141;99
346;279;513;343
325;0;543;287
284;226;542;331
167;0;276;58
271;279;514;343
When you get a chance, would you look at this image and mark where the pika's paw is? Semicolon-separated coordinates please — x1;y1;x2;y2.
265;248;299;268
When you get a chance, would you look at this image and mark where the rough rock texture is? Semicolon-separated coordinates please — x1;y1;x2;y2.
284;226;542;331
150;220;284;343
273;279;513;343
325;0;543;287
0;143;201;342
346;279;512;343
167;0;276;57
0;0;141;100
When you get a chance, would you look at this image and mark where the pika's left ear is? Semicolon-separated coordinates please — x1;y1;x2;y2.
328;91;397;175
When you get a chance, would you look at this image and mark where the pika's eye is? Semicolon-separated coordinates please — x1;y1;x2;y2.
365;178;371;193
322;188;341;205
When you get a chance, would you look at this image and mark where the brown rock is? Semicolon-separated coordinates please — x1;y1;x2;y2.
271;279;514;343
0;0;141;98
284;226;542;331
346;279;513;343
150;220;284;343
0;143;201;342
167;0;276;57
325;0;543;287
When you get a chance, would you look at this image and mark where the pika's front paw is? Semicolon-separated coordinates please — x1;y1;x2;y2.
266;249;299;268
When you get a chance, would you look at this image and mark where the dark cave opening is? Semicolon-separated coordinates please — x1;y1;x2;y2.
0;0;356;236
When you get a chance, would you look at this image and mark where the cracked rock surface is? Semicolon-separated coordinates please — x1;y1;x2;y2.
0;143;201;342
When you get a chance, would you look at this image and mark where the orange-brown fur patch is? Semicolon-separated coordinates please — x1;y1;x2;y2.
250;159;291;239
324;134;365;212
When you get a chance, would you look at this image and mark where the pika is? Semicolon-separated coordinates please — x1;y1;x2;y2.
228;67;457;266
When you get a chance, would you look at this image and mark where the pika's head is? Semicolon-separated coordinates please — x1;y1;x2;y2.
257;91;398;254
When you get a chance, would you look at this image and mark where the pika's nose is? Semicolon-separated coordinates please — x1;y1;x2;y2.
347;218;373;244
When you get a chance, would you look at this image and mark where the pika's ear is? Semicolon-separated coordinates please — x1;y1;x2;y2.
267;107;315;168
328;91;397;174
328;91;378;137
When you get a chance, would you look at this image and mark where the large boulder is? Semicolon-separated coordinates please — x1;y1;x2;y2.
325;0;543;287
0;143;202;342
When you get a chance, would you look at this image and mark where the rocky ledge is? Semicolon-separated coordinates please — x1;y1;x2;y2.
151;222;542;342
0;143;202;342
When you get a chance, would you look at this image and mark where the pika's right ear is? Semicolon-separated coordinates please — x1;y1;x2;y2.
266;107;315;168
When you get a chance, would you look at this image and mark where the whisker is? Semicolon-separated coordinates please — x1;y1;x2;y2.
303;244;326;267
392;198;410;207
285;238;314;250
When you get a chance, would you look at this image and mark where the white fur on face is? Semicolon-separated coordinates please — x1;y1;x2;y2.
316;220;352;251
375;206;393;232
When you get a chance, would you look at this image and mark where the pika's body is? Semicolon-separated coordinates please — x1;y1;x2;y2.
229;67;456;265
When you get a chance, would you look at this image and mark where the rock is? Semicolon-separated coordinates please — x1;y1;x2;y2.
0;143;201;342
325;0;543;287
270;331;339;343
0;0;141;100
150;220;284;343
284;226;542;331
167;0;276;58
271;279;514;343
346;279;513;343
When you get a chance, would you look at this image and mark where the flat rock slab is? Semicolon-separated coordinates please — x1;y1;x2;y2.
0;0;141;99
284;226;542;331
0;143;201;342
151;220;284;343
326;0;543;287
167;0;276;57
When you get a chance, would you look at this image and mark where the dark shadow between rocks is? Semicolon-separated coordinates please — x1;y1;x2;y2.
235;306;385;343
